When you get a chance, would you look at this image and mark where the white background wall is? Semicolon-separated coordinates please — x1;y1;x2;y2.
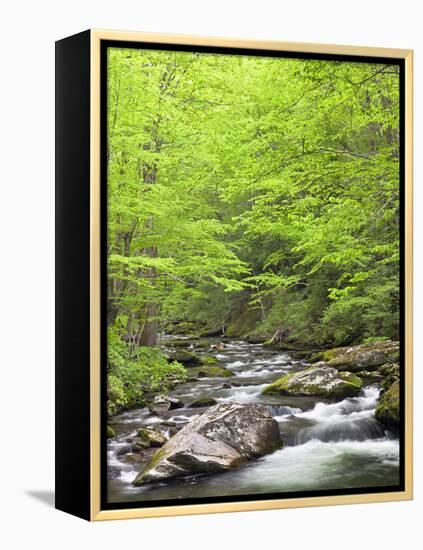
1;0;421;548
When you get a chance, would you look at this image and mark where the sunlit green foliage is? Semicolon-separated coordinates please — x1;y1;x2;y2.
107;46;400;398
107;353;187;416
107;326;187;415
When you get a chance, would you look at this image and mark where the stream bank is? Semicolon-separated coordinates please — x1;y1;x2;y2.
107;337;400;503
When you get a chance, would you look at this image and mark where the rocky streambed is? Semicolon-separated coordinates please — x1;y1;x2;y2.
107;338;400;503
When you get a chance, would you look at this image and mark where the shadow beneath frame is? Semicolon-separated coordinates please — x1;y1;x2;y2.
26;490;55;508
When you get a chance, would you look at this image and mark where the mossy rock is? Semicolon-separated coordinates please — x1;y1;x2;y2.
190;397;218;408
107;425;116;438
379;363;400;377
379;363;400;391
136;427;167;447
133;403;282;486
187;365;232;378
375;380;400;430
142;445;168;473
166;321;197;335
167;349;200;365
247;333;268;344
167;339;196;348
355;370;383;381
199;327;224;337
132;437;153;450
121;453;145;464
116;444;135;456
192;341;211;349
261;366;363;399
290;350;316;361
262;340;305;352
324;341;399;372
308;348;340;363
199;354;219;365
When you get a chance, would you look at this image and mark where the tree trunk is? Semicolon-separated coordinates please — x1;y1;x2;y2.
139;237;159;346
137;63;178;346
140;302;159;346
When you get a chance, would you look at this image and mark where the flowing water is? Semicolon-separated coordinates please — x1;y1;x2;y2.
107;339;399;503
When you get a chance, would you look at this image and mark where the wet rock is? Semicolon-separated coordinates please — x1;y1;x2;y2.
291;350;316;361
132;443;147;453
247;333;267;344
133;403;282;485
136;427;167;448
187;365;232;378
167;349;201;365
117;441;147;455
313;341;399;372
167;339;195;348
199;355;219;365
199;327;225;337
116;444;135;456
171;414;198;425
355;370;384;381
161;420;177;427
149;394;184;415
192;341;211;349
379;363;400;377
107;425;116;438
166;321;196;335
263;340;304;352
108;466;121;480
261;366;363;399
121;453;145;464
132;437;154;450
190;397;218;408
375;380;400;430
379;363;400;391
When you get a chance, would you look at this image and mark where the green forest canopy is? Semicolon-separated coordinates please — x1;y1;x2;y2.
107;46;400;398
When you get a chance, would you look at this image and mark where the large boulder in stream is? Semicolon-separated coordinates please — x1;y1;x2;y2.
375;380;400;430
132;403;282;485
261;366;363;399
311;340;399;372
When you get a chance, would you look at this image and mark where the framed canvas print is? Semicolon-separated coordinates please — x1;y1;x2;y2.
55;29;413;521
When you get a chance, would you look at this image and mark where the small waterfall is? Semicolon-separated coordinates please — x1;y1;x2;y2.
217;383;268;403
293;412;386;444
284;386;386;444
266;405;302;417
